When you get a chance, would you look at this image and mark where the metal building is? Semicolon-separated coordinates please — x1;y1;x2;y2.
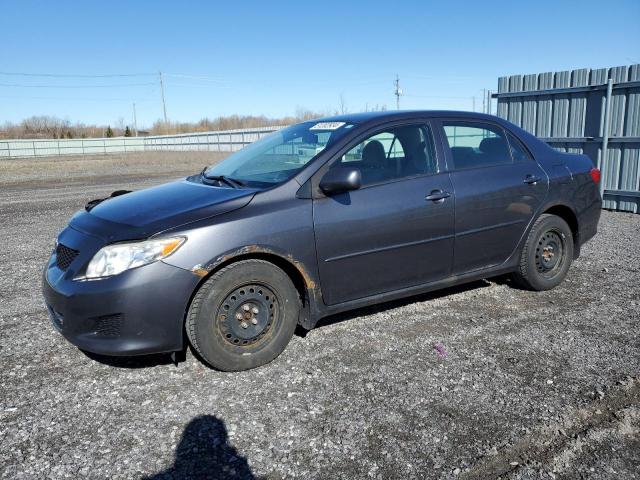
494;64;640;213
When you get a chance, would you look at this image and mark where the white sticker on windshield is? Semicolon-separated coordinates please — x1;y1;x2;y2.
310;122;345;130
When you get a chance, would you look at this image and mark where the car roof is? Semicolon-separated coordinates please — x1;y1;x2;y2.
306;110;551;160
311;110;502;125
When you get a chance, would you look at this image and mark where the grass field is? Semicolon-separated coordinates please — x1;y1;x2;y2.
0;150;227;187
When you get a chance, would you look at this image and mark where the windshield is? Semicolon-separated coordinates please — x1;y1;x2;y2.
203;121;355;186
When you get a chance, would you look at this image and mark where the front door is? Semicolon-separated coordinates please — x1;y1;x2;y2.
312;123;455;305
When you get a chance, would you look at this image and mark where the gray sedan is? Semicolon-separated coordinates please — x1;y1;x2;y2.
43;111;602;370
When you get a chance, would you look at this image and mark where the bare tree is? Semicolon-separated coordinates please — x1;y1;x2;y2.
0;109;334;139
339;94;347;114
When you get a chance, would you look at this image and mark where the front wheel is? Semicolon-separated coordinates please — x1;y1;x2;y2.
512;214;574;291
186;259;300;371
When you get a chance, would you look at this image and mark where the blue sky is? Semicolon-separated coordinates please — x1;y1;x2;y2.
1;0;639;128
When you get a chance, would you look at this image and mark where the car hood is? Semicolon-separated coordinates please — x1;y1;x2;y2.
69;179;257;242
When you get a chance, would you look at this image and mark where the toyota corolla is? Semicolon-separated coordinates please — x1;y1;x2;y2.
42;111;602;371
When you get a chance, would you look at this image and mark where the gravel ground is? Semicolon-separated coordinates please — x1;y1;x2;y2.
0;153;639;479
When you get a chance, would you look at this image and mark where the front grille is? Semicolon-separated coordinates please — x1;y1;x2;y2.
55;244;79;271
90;314;124;338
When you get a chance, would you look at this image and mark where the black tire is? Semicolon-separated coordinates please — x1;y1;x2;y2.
512;214;574;291
186;259;300;371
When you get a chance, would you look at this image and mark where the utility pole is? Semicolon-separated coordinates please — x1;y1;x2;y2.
394;74;402;110
487;90;492;115
132;102;138;137
482;89;486;114
472;96;475;112
159;71;168;129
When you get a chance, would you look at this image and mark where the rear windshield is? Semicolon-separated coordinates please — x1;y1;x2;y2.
203;121;355;187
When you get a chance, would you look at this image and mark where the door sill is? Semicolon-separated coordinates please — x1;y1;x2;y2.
315;263;515;319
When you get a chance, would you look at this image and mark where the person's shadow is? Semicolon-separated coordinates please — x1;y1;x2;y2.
144;415;259;480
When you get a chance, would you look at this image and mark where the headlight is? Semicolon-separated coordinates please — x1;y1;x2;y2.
82;236;185;279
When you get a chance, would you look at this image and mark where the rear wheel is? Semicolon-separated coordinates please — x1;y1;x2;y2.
512;214;574;291
186;259;300;371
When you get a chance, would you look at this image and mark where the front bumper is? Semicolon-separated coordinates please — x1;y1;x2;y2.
42;257;201;356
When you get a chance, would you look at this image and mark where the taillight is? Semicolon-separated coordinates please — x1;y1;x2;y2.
589;167;601;184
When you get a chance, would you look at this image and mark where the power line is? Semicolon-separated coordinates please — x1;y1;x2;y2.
0;71;155;78
0;82;157;88
403;94;476;100
403;74;477;81
164;73;225;83
0;95;157;102
161;82;230;89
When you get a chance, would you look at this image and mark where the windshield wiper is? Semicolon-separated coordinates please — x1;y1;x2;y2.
201;169;245;188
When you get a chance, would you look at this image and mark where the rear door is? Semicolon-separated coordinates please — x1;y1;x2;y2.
438;120;548;274
312;121;454;305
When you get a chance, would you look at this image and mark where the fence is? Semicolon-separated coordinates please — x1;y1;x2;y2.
0;126;285;159
494;64;640;213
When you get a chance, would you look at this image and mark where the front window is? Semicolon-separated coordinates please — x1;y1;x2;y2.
203;121;354;187
335;124;438;186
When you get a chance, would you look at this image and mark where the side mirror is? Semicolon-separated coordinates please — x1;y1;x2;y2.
319;166;362;195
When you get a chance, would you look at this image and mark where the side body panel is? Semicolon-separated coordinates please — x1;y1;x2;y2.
448;162;548;273
312;173;454;305
434;118;549;273
162;114;601;329
505;121;602;252
535;151;602;251
303;115;600;324
160;182;321;326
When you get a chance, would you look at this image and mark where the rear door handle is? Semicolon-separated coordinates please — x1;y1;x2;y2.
523;175;541;185
425;189;451;202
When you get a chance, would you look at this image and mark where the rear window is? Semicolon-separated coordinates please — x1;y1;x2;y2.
442;122;512;170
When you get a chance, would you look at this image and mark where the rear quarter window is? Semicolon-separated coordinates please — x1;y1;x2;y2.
506;132;533;162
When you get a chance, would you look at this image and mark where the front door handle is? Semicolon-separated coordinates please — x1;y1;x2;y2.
523;175;541;185
425;189;451;202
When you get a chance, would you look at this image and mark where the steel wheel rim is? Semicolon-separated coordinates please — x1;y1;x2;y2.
216;283;279;347
535;229;565;278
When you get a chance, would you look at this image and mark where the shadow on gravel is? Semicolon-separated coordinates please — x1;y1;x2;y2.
144;415;258;480
311;279;492;331
81;350;177;369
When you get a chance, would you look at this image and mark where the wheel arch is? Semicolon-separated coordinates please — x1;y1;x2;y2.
184;247;318;332
540;203;580;258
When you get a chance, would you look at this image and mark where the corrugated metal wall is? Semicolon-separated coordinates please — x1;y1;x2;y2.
0;126;284;159
495;64;640;213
